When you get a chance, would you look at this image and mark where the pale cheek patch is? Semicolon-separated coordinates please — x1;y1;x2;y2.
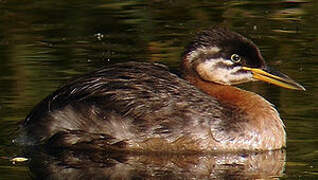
196;59;253;85
196;58;230;84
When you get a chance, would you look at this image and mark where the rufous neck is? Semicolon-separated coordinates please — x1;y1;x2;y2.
184;74;256;109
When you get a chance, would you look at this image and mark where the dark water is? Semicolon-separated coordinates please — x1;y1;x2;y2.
0;0;317;179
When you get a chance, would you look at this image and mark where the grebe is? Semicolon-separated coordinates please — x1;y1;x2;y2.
19;28;305;152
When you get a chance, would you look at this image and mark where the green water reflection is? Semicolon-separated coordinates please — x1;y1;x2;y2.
0;0;317;179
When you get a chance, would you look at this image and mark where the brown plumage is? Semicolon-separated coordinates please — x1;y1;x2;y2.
17;28;304;152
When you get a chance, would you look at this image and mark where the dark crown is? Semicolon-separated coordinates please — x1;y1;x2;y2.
183;28;266;68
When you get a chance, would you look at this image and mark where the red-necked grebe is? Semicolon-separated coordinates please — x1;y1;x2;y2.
19;28;305;152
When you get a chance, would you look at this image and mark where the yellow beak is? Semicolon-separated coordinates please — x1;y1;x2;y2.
242;66;305;91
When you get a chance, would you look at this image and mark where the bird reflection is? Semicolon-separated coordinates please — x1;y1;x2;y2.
26;148;285;179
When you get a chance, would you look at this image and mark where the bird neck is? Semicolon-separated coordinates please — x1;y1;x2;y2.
184;74;254;108
183;73;283;125
181;58;251;107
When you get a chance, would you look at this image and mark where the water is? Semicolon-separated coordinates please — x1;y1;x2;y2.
0;0;317;179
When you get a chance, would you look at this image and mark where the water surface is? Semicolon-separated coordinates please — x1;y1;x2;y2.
0;0;317;179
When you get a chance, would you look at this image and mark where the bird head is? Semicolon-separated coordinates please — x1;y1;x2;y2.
182;28;305;90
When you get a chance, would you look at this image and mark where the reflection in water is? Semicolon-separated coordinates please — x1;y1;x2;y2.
26;147;285;179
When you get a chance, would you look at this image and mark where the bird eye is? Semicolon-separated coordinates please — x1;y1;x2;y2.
230;54;241;63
